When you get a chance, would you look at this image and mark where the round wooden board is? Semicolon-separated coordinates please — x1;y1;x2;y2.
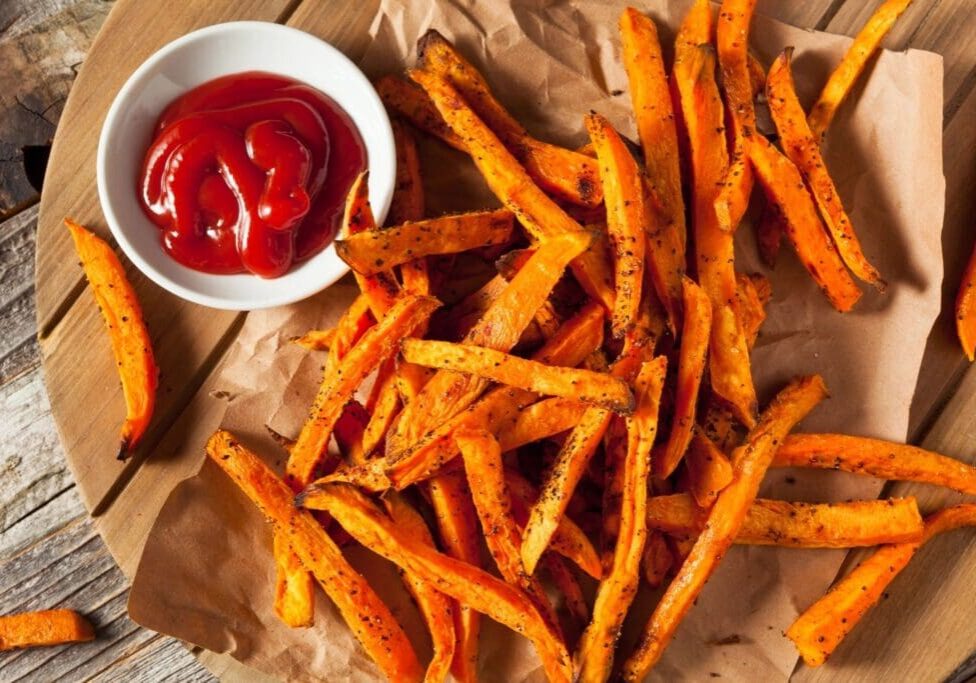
33;0;976;680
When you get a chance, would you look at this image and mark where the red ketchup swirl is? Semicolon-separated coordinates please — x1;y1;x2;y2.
139;71;366;278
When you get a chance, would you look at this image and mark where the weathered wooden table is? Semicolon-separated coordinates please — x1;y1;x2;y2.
1;0;974;680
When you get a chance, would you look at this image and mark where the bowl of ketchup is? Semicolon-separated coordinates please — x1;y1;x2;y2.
97;21;395;310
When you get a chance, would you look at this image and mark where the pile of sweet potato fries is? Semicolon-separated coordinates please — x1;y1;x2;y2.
59;0;976;679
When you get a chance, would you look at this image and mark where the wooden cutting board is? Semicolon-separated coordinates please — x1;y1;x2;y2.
33;0;976;680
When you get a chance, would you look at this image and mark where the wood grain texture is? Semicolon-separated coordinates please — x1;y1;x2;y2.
0;206;42;385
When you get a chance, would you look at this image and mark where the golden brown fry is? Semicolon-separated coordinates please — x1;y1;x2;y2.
958;241;976;361
788;503;976;667
401;339;635;413
457;429;560;630
673;42;757;427
0;609;94;651
387;231;592;455
657;278;712;478
767;49;884;288
714;0;757;234
772;433;976;494
299;482;574;683
206;431;423;682
577;357;666;683
586;111;647;337
807;0;915;141
684;430;734;508
648;493;923;547
408;68;614;310
623;375;828;680
66;219;157;458
337;209;515;275
749;135;863;312
342;172;402;318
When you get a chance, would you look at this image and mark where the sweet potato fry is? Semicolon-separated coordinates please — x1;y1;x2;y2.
389;119;430;295
641;531;673;589
772;433;976;494
298;482;574;683
807;0;915;141
684;430;734;507
326;293;374;370
363;358;400;457
342;172;402;317
401;339;635;413
206;431;423;682
387;231;592;456
956;240;976;361
66;219;157;459
767;49;884;288
544;553;590;631
623;375;828;680
673;43;757;427
498;397;588;452
600;415;628;573
408;68;614;311
747;52;766;98
749;135;863;312
648;493;923;547
0;609;94;651
714;0;758;234
788;503;976;667
586;112;647;337
377;75;466;150
417;29;602;208
457;429;560;630
577;357;666;683
736;272;769;347
657;278;712;478
291;328;337;352
337;209;515;275
425;469;482;683
675;0;713;48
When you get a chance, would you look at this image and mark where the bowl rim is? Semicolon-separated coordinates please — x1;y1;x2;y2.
96;20;394;311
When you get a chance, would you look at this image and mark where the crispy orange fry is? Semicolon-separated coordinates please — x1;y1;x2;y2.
0;609;94;651
426;469;482;683
714;0;757;234
623;375;827;680
675;0;714;48
457;429;560;630
377;75;466;150
408;68;614;311
648;493;923;547
577;357;666;683
389;119;430;295
291;328;337;352
363;358;401;457
657;278;712;478
326;293;374;371
641;531;674;589
401;339;635;413
684;430;734;507
417;29;602;208
736;272;770;347
673;41;757;427
788;503;976;667
772;433;976;494
299;482;574;683
206;431;423;681
586;111;647;337
337;209;515;275
807;0;915;140
749;135;863;312
956;240;976;361
767;49;884;288
342;172;402;317
66;219;157;459
600;415;628;573
498;397;588;452
387;230;592;455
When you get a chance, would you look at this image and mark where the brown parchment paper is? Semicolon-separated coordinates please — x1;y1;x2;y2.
127;1;945;681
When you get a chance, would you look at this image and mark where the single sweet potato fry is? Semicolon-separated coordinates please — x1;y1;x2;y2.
66;219;157;459
749;135;862;312
325;293;375;371
648;493;923;547
377;75;465;150
767;48;884;288
684;430;734;507
788;503;976;667
772;433;976;494
401;339;635;413
337;209;515;275
362;358;401;457
714;0;758;234
623;375;828;680
0;609;94;651
585;111;647;337
956;240;976;361
206;431;423;682
342;172;402;318
657;278;712;478
498;397;588;452
389;119;430;295
736;272;770;348
292;328;337;352
807;0;915;141
298;482;574;683
577;357;666;683
641;531;673;589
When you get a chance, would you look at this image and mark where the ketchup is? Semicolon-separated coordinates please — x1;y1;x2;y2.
139;71;366;278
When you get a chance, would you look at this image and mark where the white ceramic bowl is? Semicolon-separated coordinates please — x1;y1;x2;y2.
97;21;395;310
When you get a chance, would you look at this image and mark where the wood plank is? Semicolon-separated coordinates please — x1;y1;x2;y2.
87;636;215;683
0;207;42;386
